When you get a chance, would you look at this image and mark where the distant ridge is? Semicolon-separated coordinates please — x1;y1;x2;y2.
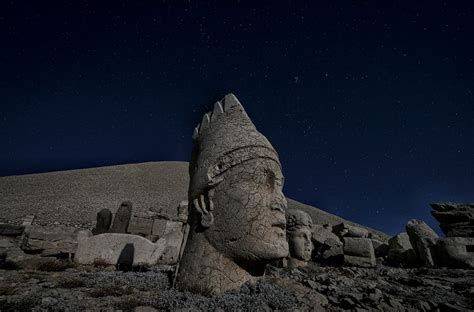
0;161;388;239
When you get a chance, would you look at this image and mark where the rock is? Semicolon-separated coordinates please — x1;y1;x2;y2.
22;225;78;255
269;277;328;308
109;201;133;233
74;233;167;266
77;229;93;241
92;208;113;235
431;203;474;237
152;219;183;239
0;224;24;236
436;237;474;269
5;247;52;269
311;224;343;263
22;215;35;226
177;94;289;296
157;229;184;264
333;223;369;239
387;232;417;266
406;219;439;267
127;216;153;236
177;200;189;223
343;237;376;267
371;239;389;257
0;238;14;248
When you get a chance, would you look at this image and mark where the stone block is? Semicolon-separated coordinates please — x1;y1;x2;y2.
436;237;474;269
74;233;167;266
109;201;132;233
127;217;153;236
406;219;439;267
387;232;417;267
343;237;375;267
333;223;369;239
22;225;78;255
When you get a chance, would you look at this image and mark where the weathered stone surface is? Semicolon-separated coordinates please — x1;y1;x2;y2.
152;219;167;237
177;94;289;296
109;201;132;233
74;233;167;266
22;215;35;226
0;238;14;248
311;224;343;263
127;216;153;236
0;224;24;236
5;247;52;269
371;239;389;257
406;219;439;267
436;237;474;269
286;209;313;268
177;200;188;223
92;208;112;235
22;225;78;255
343;237;376;267
387;232;417;266
333;223;369;239
431;203;474;237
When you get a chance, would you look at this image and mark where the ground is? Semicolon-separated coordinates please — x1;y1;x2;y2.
1;262;473;311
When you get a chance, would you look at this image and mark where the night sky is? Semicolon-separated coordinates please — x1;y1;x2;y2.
1;1;473;235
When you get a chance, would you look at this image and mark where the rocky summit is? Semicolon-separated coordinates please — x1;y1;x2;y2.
0;94;473;311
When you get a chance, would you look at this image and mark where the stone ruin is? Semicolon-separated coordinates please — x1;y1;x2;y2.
0;200;189;270
0;93;473;303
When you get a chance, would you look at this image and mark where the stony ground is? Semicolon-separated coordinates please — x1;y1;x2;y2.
1;262;473;311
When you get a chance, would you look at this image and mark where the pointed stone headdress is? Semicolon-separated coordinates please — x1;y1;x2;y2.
189;93;282;199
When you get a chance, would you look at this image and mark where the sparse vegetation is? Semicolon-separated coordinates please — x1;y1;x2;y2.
57;278;86;289
37;259;74;272
89;286;133;298
92;258;111;268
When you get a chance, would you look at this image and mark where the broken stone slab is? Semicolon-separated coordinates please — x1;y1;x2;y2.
22;225;78;255
436;237;474;269
152;219;183;238
92;208;113;235
386;232;417;267
406;219;439;267
371;239;389;257
22;215;35;226
333;223;369;239
431;203;474;237
75;233;167;266
127;216;153;236
109;201;132;233
343;237;376;267
5;247;53;269
311;224;343;263
177;200;189;223
0;224;25;236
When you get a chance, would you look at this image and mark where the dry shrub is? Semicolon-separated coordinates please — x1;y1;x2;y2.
37;259;74;272
89;286;133;298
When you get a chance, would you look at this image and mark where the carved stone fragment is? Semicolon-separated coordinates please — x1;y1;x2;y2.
109;201;132;233
286;209;313;268
176;94;289;295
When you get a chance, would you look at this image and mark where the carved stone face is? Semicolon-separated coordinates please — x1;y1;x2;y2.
204;158;289;262
288;227;313;261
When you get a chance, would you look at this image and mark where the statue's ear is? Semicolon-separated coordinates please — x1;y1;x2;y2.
193;189;215;228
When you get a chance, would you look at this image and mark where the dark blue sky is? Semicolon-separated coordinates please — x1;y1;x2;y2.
1;1;473;235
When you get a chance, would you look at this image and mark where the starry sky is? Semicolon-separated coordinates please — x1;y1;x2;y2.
1;1;473;236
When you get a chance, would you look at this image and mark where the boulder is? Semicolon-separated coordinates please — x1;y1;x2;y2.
436;237;474;269
343;237;376;267
5;247;52;269
406;219;439;267
311;224;343;263
386;232;417;267
109;201;132;233
431;203;474;237
92;208;113;235
371;239;389;257
22;225;78;256
333;223;369;239
75;233;167;266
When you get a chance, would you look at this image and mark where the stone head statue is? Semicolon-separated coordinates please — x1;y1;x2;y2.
286;209;313;268
176;94;289;295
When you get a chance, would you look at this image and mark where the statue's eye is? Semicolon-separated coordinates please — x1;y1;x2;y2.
264;169;276;189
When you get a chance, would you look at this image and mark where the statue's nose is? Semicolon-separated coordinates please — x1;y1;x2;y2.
271;194;287;212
